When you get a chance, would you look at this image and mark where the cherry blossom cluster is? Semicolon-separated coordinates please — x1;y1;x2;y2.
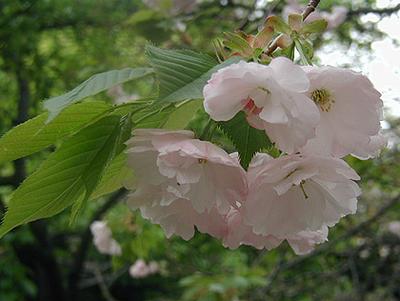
124;56;385;255
129;259;159;279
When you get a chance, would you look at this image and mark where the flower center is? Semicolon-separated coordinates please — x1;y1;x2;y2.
311;89;335;112
244;98;262;115
198;158;207;164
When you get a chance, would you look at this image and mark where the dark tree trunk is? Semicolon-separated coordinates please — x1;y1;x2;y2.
11;61;67;301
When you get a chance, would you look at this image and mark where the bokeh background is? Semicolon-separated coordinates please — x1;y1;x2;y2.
0;0;400;300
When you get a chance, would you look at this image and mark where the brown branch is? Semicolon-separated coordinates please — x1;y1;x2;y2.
348;3;400;17
260;194;400;293
265;0;321;56
87;262;121;301
302;0;321;20
10;56;67;301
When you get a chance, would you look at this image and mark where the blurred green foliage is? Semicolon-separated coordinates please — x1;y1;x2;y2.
0;0;399;300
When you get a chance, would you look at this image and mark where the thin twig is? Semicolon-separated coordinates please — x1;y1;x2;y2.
260;194;400;292
265;0;322;56
68;189;127;299
88;262;121;301
302;0;321;20
348;3;400;17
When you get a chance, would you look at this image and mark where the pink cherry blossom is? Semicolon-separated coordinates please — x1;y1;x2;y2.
125;129;247;240
286;226;328;255
126;129;247;214
90;221;122;256
222;155;329;254
203;58;320;154
223;207;328;255
243;153;361;238
128;193;228;240
301;66;386;159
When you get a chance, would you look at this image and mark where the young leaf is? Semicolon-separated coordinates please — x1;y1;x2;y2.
301;19;328;34
223;32;253;56
44;67;153;121
288;14;303;31
294;38;313;65
0;101;111;164
218;112;272;170
266;16;291;35
0;115;126;238
253;26;274;49
146;46;242;102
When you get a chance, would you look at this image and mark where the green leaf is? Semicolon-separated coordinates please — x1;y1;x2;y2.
294;39;313;65
163;100;202;130
0;115;126;238
132;102;176;128
90;153;133;200
43;67;153;121
223;32;253;56
0;101;111;164
70;113;133;222
288;14;303;31
274;43;295;60
218;112;271;170
146;46;242;103
301;19;328;34
266;15;291;35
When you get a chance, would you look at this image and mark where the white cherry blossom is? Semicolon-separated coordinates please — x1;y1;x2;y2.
243;153;361;238
223;207;328;255
125;129;247;239
301;66;386;159
203;58;320;153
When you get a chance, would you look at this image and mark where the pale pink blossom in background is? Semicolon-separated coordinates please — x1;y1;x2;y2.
107;85;139;105
243;153;361;238
129;259;159;279
326;6;348;29
90;221;121;256
203;58;320;153
282;1;347;29
301;66;386;159
387;221;400;237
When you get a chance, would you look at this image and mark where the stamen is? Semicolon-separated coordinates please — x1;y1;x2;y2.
311;89;335;112
300;180;309;199
258;87;271;95
198;158;207;164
